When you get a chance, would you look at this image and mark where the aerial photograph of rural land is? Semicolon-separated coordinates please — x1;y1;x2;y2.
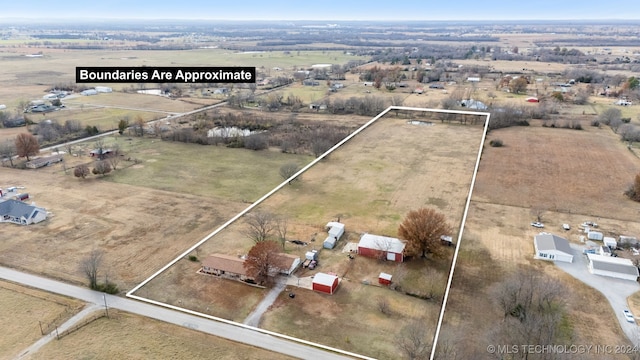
2;1;640;359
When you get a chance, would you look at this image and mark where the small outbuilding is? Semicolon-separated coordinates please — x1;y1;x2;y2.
588;231;604;241
378;272;392;285
533;233;573;263
603;237;617;249
587;253;639;281
312;272;339;295
323;221;345;249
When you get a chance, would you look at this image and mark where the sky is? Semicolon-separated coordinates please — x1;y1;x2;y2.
1;0;639;21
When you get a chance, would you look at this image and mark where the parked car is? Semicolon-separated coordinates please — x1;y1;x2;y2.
624;309;635;323
531;222;544;228
562;224;571;230
308;260;317;270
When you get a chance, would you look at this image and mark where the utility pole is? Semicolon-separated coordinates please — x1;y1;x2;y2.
103;293;109;318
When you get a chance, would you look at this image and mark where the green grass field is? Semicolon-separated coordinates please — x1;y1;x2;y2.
101;136;313;202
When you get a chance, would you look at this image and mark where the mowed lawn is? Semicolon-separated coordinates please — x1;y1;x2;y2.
105;137;313;202
31;310;294;360
0;282;84;359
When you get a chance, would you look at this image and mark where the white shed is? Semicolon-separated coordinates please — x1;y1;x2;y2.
588;231;604;241
603;237;617;249
533;233;573;263
587;253;639;281
323;221;345;249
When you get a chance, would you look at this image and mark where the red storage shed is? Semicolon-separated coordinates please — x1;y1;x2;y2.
312;273;339;295
378;272;392;285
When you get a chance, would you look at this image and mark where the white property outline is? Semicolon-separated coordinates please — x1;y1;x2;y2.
126;106;491;359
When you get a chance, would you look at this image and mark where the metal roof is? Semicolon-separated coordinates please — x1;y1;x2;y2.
359;233;406;254
588;254;639;277
534;233;572;255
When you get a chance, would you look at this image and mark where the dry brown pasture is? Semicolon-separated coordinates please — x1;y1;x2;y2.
137;112;486;359
440;121;640;356
29;309;294;360
476;122;640;221
0;281;84;359
0;166;245;291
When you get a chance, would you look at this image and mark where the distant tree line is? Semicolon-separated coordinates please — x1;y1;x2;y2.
160;112;353;157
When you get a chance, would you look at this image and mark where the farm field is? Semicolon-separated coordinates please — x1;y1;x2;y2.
438;120;640;357
0;281;84;359
29;310;294;360
101;136;314;203
136;111;487;359
0;162;241;291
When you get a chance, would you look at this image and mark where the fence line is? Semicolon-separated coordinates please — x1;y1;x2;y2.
56;312;106;340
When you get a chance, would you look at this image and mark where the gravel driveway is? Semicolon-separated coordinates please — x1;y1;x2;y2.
554;243;640;344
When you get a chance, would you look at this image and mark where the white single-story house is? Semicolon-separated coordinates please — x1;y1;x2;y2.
358;233;406;262
587;253;639;281
533;233;574;263
0;199;47;225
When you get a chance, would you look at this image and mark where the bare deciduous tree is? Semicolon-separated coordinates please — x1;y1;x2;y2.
490;269;568;352
74;164;90;179
80;249;103;290
398;208;452;258
92;160;112;176
279;162;300;184
395;319;431;360
244;211;276;243
15;133;40;161
275;216;289;250
0;139;16;167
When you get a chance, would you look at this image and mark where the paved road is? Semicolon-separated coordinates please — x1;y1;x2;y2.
0;267;359;360
555;244;640;344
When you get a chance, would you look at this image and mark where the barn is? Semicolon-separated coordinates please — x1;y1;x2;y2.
312;272;339;295
587;253;639;281
533;233;573;263
357;233;406;262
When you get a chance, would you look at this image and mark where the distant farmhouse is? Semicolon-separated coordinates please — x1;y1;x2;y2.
0;199;47;225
